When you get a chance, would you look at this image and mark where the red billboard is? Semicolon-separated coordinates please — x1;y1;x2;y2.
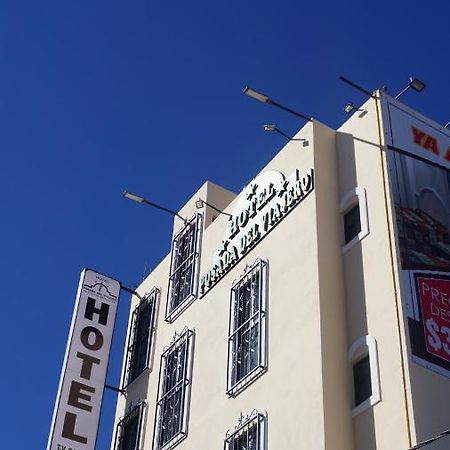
383;93;450;377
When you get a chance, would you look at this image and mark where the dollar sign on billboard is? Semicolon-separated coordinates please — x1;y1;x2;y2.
426;318;442;351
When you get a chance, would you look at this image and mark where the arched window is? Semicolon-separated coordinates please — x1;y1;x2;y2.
348;335;381;417
340;187;369;253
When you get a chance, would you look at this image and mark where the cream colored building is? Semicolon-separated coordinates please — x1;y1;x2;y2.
111;91;450;450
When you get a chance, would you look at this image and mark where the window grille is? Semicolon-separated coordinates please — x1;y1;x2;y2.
224;410;266;450
227;259;267;396
123;288;159;387
166;214;202;321
153;328;194;450
114;401;146;450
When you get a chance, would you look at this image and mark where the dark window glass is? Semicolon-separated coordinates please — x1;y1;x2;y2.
125;290;158;386
129;301;153;382
232;424;258;450
344;203;361;244
353;354;372;406
120;415;139;450
115;403;144;450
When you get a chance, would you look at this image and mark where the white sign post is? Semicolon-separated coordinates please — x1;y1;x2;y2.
47;269;120;450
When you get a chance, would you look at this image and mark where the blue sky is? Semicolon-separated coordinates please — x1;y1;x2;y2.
0;0;448;448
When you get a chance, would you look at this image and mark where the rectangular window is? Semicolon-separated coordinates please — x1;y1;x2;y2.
225;410;266;450
124;288;158;387
344;203;361;244
154;328;194;450
227;259;267;396
353;354;372;406
166;214;202;321
114;402;146;450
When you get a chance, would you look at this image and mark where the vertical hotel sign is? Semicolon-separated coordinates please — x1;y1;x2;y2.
382;92;450;378
47;269;120;450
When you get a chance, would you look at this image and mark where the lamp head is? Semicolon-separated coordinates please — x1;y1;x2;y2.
409;77;426;92
243;86;270;104
123;191;145;203
344;103;356;114
195;199;204;209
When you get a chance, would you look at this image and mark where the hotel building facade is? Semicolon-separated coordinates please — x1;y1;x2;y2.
111;91;450;450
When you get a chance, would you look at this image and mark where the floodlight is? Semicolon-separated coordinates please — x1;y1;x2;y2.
395;76;426;99
195;198;231;217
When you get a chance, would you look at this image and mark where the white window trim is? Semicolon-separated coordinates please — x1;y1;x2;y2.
153;328;195;450
123;288;159;389
227;259;268;396
340;187;369;253
348;335;381;417
166;213;203;322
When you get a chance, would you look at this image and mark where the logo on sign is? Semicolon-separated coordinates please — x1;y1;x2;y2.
200;168;314;295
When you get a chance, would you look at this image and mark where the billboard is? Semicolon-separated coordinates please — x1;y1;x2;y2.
383;94;450;377
47;269;120;450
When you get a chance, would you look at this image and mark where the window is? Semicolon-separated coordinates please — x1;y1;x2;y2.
340;187;369;253
166;214;202;322
348;335;381;417
227;259;268;396
114;402;146;450
123;288;159;387
344;203;361;244
353;354;372;406
154;328;194;450
225;410;266;450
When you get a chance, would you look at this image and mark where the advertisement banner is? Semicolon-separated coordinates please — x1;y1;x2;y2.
383;94;450;377
47;269;120;450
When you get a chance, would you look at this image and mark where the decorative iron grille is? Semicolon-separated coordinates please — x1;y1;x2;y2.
224;410;266;450
123;288;159;387
153;328;194;450
227;259;268;396
166;214;202;322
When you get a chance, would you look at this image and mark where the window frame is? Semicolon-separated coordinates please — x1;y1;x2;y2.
113;401;146;450
153;328;195;450
224;410;267;450
348;335;381;417
123;288;159;389
340;187;369;253
166;213;203;322
227;259;268;397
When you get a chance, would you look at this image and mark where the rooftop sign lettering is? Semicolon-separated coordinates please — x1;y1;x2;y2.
200;168;314;295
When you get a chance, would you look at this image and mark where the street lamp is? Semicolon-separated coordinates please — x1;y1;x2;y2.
343;103;366;115
395;77;426;100
243;86;312;122
263;124;308;145
123;191;187;224
195;198;231;217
